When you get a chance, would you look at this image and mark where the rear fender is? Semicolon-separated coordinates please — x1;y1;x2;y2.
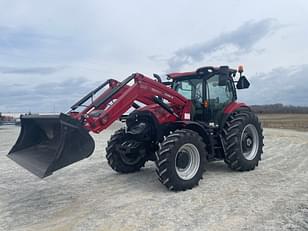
221;102;251;129
223;101;249;114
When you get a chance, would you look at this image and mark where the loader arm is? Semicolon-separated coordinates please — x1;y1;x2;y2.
71;79;144;116
81;73;191;133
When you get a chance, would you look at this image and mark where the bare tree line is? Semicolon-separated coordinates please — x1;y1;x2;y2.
251;104;308;114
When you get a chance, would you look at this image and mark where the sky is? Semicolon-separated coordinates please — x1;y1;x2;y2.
0;0;307;112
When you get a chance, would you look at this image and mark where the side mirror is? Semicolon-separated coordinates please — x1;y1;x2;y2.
236;76;250;89
218;73;228;86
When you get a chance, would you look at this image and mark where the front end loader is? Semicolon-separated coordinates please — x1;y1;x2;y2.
8;66;263;191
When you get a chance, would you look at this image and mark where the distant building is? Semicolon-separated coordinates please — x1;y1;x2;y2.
0;112;17;125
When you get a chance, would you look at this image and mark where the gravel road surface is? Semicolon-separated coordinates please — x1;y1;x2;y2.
0;123;307;231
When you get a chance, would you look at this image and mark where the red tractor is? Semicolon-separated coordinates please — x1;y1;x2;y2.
8;65;263;191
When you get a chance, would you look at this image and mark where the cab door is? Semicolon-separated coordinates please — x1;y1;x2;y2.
174;78;205;121
205;74;235;124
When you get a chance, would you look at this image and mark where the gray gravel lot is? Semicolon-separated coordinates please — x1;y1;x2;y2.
0;123;307;231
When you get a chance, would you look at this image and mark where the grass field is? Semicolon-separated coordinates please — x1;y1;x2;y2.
258;113;308;131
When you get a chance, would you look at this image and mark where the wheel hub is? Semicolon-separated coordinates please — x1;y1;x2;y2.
175;143;200;180
240;124;259;160
176;151;190;169
246;137;253;147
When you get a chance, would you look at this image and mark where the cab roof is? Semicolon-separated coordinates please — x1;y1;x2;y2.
167;66;237;79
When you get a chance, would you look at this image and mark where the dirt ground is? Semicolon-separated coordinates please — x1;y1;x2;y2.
258;114;308;132
0;123;307;231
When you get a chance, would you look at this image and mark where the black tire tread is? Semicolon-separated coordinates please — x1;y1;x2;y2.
155;129;206;191
223;110;264;171
106;128;146;173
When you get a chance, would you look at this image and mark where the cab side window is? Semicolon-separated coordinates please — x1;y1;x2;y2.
206;74;233;106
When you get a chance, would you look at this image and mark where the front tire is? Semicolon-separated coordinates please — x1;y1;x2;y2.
106;128;147;173
155;129;206;191
222;110;264;171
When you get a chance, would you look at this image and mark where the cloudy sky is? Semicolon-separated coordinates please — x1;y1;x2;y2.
0;0;307;112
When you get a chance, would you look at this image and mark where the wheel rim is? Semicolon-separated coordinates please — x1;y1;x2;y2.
175;143;200;180
240;124;259;160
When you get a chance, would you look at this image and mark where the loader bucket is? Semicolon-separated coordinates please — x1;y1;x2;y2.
8;113;95;178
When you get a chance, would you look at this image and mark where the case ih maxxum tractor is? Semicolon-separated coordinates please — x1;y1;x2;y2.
8;65;264;191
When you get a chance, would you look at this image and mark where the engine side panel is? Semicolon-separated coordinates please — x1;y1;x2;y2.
137;104;178;125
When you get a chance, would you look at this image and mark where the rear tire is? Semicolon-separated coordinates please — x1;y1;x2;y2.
155;129;206;191
106;128;146;173
222;110;264;171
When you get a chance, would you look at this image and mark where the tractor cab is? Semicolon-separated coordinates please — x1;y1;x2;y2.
169;66;250;125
